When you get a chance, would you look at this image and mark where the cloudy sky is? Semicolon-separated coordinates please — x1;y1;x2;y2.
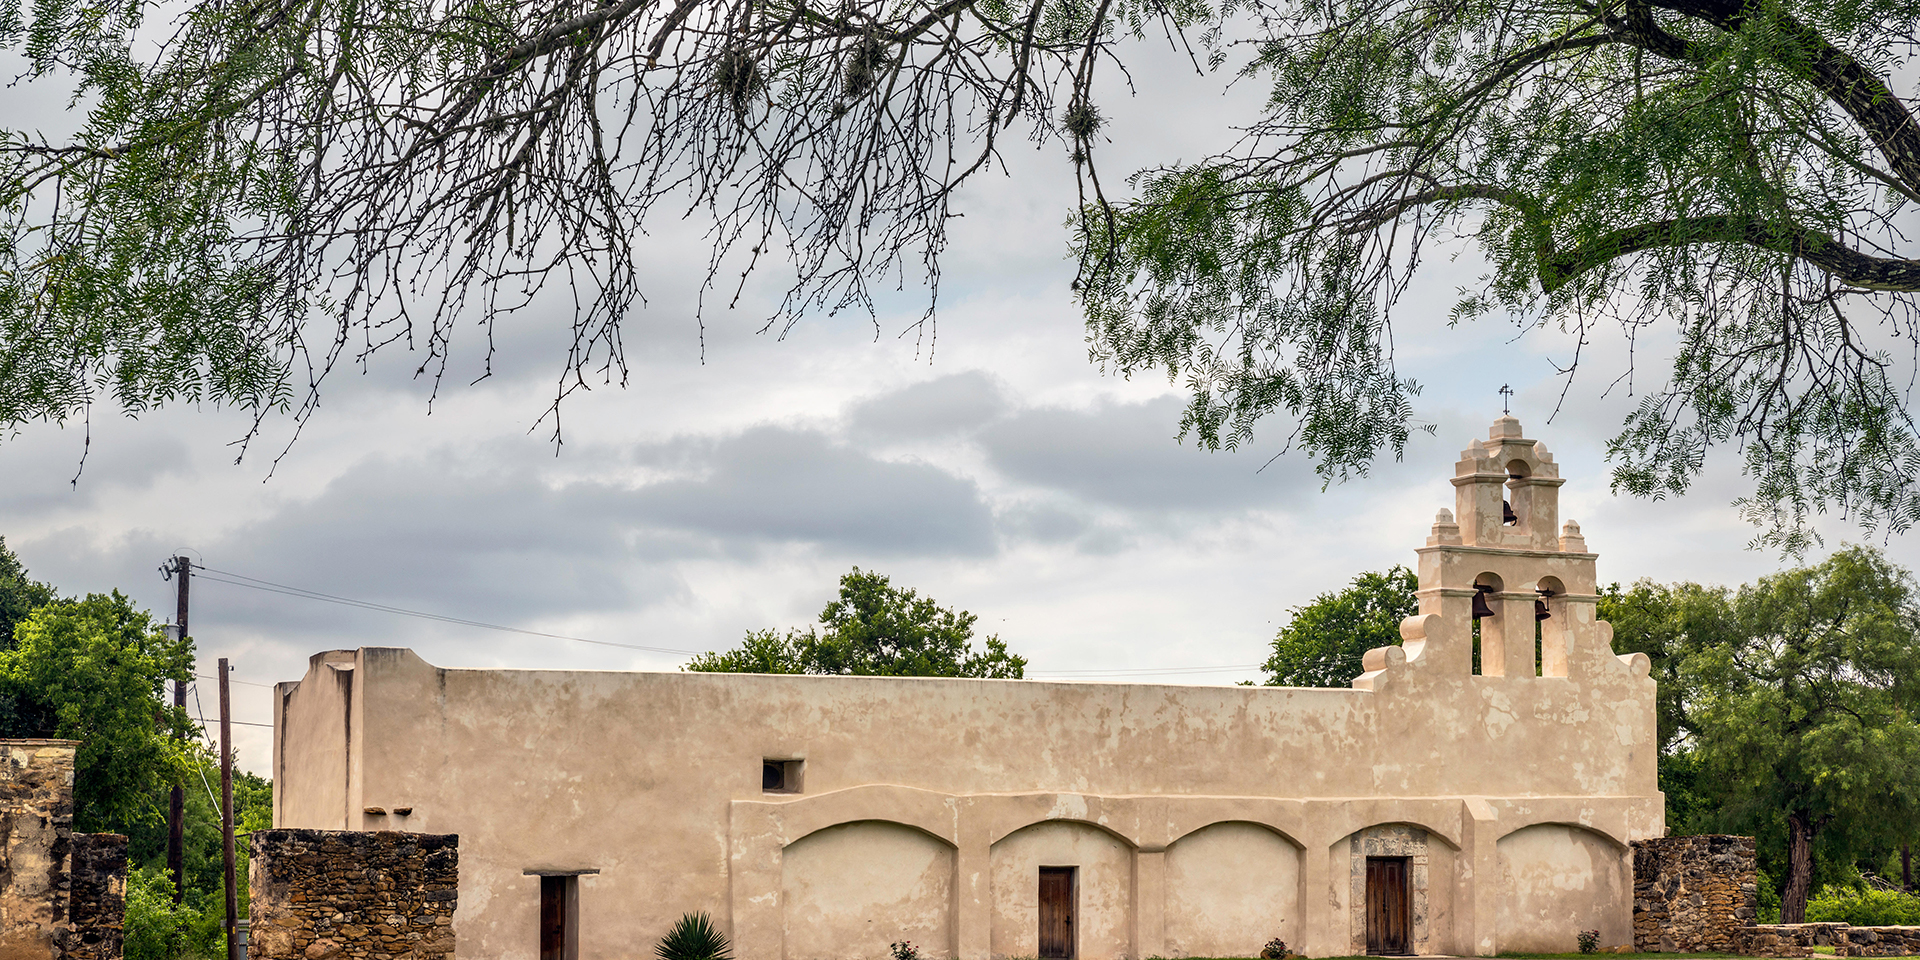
6;40;1916;777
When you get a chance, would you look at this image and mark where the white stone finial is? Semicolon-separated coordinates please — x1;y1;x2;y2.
1490;416;1523;439
1533;439;1551;461
1429;507;1462;545
1563;520;1581;535
1436;508;1454;523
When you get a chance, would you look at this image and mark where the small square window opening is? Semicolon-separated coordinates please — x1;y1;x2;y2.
762;758;803;793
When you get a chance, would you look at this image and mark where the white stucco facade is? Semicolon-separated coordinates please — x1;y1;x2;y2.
270;417;1663;960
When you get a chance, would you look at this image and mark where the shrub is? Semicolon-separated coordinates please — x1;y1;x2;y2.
656;912;733;960
891;942;920;960
1805;886;1920;926
1261;937;1290;959
1577;929;1601;954
123;866;225;960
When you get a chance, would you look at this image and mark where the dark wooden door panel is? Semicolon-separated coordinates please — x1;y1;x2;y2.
540;876;566;960
1039;867;1076;959
1365;857;1410;955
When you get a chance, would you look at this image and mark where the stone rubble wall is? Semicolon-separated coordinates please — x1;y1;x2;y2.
0;741;79;960
0;740;129;960
1632;834;1758;952
1734;924;1920;957
248;829;457;960
65;834;126;960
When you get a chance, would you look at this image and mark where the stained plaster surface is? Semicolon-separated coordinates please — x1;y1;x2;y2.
270;418;1663;960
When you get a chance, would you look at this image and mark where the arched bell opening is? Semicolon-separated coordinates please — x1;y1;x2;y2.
1535;576;1568;677
1471;573;1504;676
1504;460;1533;533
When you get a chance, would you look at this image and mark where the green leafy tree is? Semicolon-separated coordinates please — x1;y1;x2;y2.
1678;546;1920;923
0;537;55;647
0;592;196;833
688;568;1026;678
1261;566;1417;687
5;0;1920;546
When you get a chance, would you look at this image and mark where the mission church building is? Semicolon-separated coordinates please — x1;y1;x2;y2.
270;417;1663;960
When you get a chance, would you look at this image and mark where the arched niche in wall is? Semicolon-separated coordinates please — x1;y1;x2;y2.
1345;822;1460;957
988;820;1134;960
1495;822;1631;954
781;820;956;960
1164;821;1300;958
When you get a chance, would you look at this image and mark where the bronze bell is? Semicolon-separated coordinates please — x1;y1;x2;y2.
1535;588;1554;621
1471;585;1497;619
1503;500;1518;525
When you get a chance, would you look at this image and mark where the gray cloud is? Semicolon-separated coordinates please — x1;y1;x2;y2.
977;396;1315;513
847;371;1009;442
632;425;996;557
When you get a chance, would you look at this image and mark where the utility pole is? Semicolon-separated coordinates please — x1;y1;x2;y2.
165;555;191;903
219;658;239;960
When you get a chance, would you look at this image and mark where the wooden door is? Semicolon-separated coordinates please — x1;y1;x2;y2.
1365;857;1410;955
540;876;568;960
1038;867;1076;959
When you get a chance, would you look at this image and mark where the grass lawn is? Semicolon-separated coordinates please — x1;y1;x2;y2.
1499;954;1749;959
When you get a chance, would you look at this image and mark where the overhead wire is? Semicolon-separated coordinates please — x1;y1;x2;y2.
194;566;702;657
189;563;1393;684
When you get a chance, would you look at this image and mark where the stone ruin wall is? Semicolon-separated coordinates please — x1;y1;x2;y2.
1632;834;1920;957
1735;924;1920;958
1632;834;1758;952
0;740;127;960
248;829;457;960
65;834;126;960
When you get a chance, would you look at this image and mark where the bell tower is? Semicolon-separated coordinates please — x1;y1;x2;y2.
1362;417;1619;685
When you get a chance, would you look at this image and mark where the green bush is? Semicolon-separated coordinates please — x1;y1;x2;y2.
1805;886;1920;926
656;912;732;960
123;865;226;960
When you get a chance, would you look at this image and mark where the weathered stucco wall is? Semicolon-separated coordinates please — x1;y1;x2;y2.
247;828;457;960
271;418;1662;960
781;821;953;960
1163;822;1298;958
1496;823;1632;953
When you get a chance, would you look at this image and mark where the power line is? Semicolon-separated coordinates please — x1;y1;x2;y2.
194;566;702;657
197;673;274;688
1029;664;1263;676
194;717;272;728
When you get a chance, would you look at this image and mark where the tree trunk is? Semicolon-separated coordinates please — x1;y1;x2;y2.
1903;844;1911;892
1783;811;1817;924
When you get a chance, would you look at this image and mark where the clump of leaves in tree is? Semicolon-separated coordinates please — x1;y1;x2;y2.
656;912;733;960
687;567;1026;678
1263;566;1417;687
0;592;197;833
5;0;1920;548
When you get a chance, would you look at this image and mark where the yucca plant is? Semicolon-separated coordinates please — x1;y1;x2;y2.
656;912;733;960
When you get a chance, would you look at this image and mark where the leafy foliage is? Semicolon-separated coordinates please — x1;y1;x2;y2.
656;912;733;960
687;567;1026;678
1618;547;1920;923
0;0;1197;451
1071;0;1920;548
0;592;197;833
123;865;226;960
0;537;55;647
5;0;1920;545
1805;886;1920;926
1261;565;1417;687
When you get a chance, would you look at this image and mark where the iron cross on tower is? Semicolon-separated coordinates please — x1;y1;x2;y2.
1499;384;1514;414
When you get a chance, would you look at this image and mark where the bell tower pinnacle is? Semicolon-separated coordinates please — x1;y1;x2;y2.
1359;417;1625;687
